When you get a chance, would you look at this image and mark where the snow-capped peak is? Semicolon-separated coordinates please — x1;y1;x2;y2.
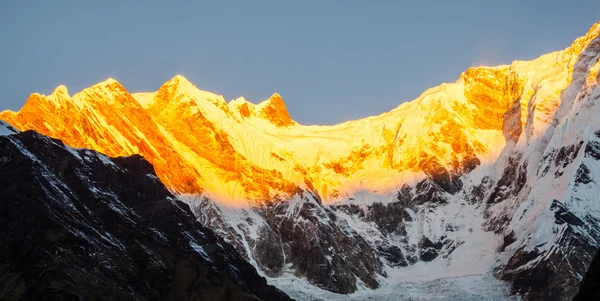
94;77;121;87
255;93;295;127
165;74;193;87
155;74;223;106
50;85;69;98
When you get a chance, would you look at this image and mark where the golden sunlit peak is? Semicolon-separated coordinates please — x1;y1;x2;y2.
50;85;69;97
258;92;295;127
167;74;193;85
585;21;600;40
229;96;250;105
160;74;198;94
172;74;188;80
85;78;126;92
263;93;286;108
81;78;128;96
269;92;282;100
97;78;120;86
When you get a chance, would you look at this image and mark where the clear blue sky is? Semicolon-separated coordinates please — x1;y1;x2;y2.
1;1;599;125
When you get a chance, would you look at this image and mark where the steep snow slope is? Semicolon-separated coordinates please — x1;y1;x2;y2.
2;21;600;301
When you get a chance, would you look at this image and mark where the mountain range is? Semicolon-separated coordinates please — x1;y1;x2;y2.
2;22;600;301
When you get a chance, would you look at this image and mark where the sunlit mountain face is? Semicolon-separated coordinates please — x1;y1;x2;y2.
2;22;600;301
0;57;524;204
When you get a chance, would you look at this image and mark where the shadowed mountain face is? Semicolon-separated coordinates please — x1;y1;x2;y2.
0;129;291;301
574;248;600;301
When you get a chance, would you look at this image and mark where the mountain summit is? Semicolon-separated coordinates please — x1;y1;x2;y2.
257;93;295;127
2;21;600;301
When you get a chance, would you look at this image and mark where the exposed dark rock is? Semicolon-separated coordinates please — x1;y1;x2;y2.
253;225;285;277
263;197;384;294
575;164;593;185
418;237;443;262
540;148;557;177
574;247;600;301
376;243;408;267
516;162;528;192
501;210;599;301
366;202;407;234
499;231;517;252
487;156;527;205
409;179;449;206
554;142;584;177
469;176;492;205
555;142;584;169
335;203;366;218
190;172;465;295
192;197;251;261
0;130;291;301
585;140;600;160
421;158;463;194
193;195;386;294
551;200;585;227
502;98;523;143
460;155;482;175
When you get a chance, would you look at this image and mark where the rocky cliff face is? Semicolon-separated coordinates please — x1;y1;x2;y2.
2;21;600;301
0;127;291;301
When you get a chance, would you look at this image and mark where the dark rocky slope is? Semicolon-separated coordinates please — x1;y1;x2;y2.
574;248;600;301
0;130;291;301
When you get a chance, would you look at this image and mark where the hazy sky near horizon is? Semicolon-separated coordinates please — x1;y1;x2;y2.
1;1;599;125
